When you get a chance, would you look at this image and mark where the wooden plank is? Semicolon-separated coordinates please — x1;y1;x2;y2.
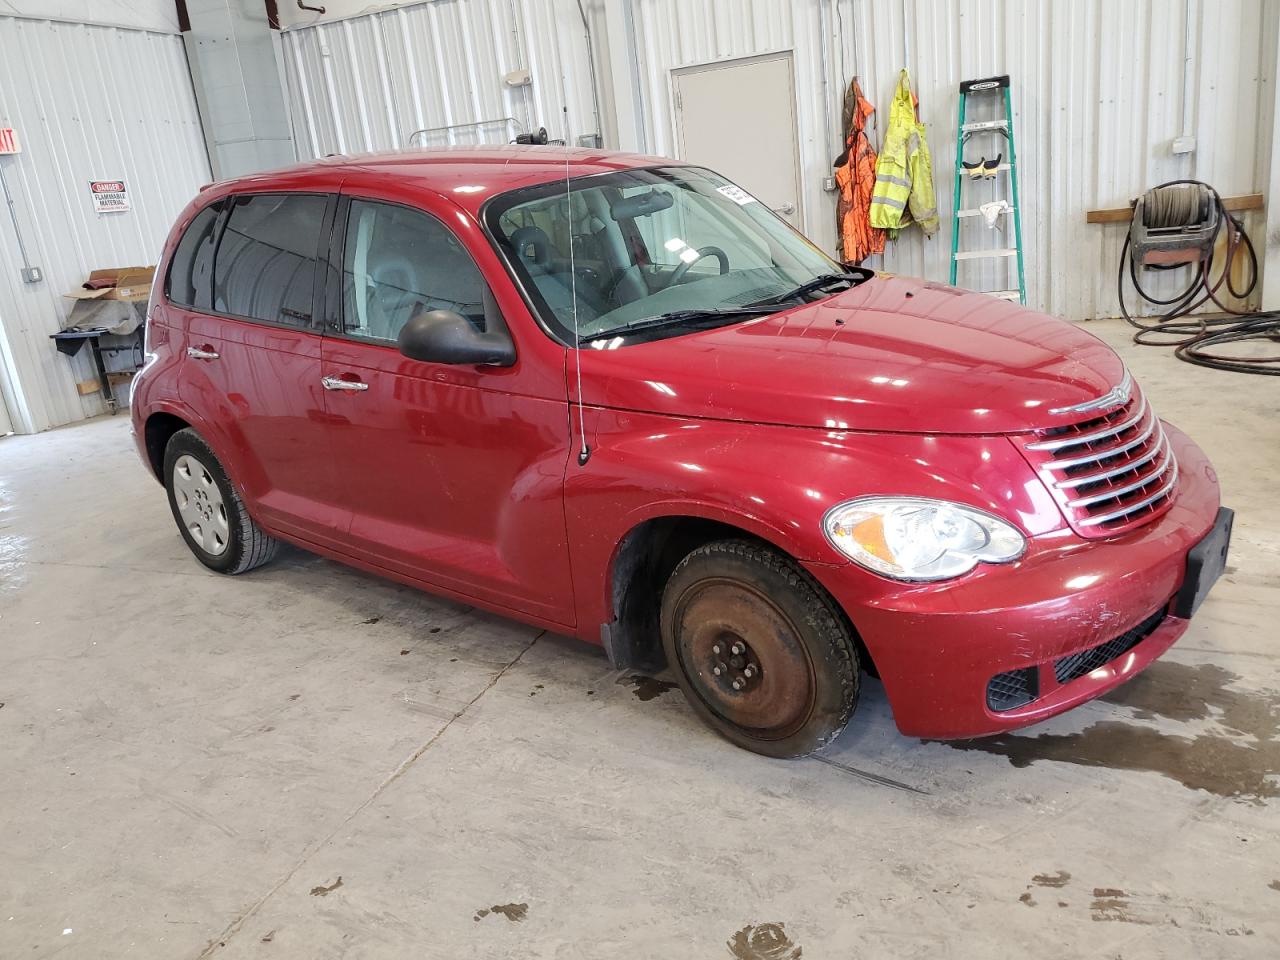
1086;192;1263;224
76;378;101;396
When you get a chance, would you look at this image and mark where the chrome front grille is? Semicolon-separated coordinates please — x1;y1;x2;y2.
1017;382;1178;538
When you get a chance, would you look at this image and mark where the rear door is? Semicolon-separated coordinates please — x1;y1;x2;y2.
319;190;575;625
178;190;348;548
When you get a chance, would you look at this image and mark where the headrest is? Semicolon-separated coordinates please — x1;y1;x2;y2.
509;225;553;268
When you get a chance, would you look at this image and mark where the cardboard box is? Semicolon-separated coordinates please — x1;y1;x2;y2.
63;265;155;303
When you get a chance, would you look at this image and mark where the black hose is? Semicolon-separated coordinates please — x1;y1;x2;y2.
1116;179;1280;375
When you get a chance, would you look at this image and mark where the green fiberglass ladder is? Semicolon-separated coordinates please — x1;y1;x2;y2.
949;75;1026;304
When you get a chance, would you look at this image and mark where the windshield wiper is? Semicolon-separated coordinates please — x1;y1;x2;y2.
748;267;874;307
579;306;778;344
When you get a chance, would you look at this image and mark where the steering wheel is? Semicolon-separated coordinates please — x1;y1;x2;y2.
664;245;730;289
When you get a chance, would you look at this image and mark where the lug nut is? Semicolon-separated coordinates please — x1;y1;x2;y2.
731;680;743;690
712;666;722;676
743;666;755;678
712;644;721;655
731;643;744;655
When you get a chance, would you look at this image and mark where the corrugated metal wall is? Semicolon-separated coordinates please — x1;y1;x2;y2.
625;0;1276;319
280;0;599;156
0;17;210;433
838;0;1277;318
625;0;836;267
283;0;1275;323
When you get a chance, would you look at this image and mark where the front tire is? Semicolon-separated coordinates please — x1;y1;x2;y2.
660;540;860;758
163;428;279;574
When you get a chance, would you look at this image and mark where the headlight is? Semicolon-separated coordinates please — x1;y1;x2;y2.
823;497;1025;581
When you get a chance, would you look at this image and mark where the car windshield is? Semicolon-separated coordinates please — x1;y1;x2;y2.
486;166;846;346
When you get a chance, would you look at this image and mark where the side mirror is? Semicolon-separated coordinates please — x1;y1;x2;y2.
397;309;516;367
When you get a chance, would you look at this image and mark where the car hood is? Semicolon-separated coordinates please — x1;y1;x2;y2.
574;276;1126;434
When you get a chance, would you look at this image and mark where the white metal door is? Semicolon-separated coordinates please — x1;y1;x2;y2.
673;53;804;229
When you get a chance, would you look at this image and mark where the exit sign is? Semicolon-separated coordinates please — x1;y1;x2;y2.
0;128;20;154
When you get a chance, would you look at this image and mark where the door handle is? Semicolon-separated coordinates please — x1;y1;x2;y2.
321;375;369;392
186;346;219;360
773;202;796;215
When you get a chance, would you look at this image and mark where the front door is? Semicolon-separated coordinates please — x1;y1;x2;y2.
319;194;575;625
673;52;805;229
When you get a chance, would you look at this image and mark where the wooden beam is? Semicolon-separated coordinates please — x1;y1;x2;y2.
1086;192;1264;224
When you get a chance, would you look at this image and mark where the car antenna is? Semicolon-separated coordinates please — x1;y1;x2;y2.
563;106;590;466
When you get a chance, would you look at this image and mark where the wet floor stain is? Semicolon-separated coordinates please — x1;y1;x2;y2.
937;661;1280;803
474;903;527;923
1032;871;1071;888
727;922;801;960
616;674;679;701
1101;661;1278;736
529;684;544;697
1270;880;1280;892
288;694;301;701
309;876;343;897
1018;892;1036;907
942;723;1277;802
400;649;411;656
361;616;382;625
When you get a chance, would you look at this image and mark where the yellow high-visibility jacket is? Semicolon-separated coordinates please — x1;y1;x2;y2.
869;70;939;236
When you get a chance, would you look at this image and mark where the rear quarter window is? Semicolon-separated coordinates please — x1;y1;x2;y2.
165;202;222;308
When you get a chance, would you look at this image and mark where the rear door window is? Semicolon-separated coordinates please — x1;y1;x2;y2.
212;193;327;327
165;202;222;308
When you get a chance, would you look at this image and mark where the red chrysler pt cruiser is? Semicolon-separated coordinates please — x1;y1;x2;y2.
130;147;1231;757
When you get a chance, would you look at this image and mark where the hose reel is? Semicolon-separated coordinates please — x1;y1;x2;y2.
1129;184;1219;267
1117;179;1279;375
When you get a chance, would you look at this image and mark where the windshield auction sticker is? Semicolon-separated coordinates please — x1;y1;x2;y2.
716;184;757;205
88;180;130;213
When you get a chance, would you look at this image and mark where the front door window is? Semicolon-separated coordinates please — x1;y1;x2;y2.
342;199;488;342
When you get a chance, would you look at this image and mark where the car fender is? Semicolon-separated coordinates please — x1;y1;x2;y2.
138;396;245;493
566;407;1066;638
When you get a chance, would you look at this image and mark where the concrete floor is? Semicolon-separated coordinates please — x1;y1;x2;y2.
1;318;1278;959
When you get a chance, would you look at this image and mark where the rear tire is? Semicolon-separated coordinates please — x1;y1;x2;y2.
660;539;859;758
163;428;279;574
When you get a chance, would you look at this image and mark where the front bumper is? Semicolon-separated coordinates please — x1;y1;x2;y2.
805;423;1223;740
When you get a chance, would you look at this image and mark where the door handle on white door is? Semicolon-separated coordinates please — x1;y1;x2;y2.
321;375;369;392
186;346;219;360
772;202;796;215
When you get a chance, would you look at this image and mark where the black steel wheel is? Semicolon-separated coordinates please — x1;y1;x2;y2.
660;540;859;758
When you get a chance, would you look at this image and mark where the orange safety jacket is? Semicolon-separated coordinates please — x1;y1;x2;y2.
833;78;886;264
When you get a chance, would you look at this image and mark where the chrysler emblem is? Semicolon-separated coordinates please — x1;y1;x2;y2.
1049;370;1133;416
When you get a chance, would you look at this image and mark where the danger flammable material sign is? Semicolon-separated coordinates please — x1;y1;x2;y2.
88;179;130;213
